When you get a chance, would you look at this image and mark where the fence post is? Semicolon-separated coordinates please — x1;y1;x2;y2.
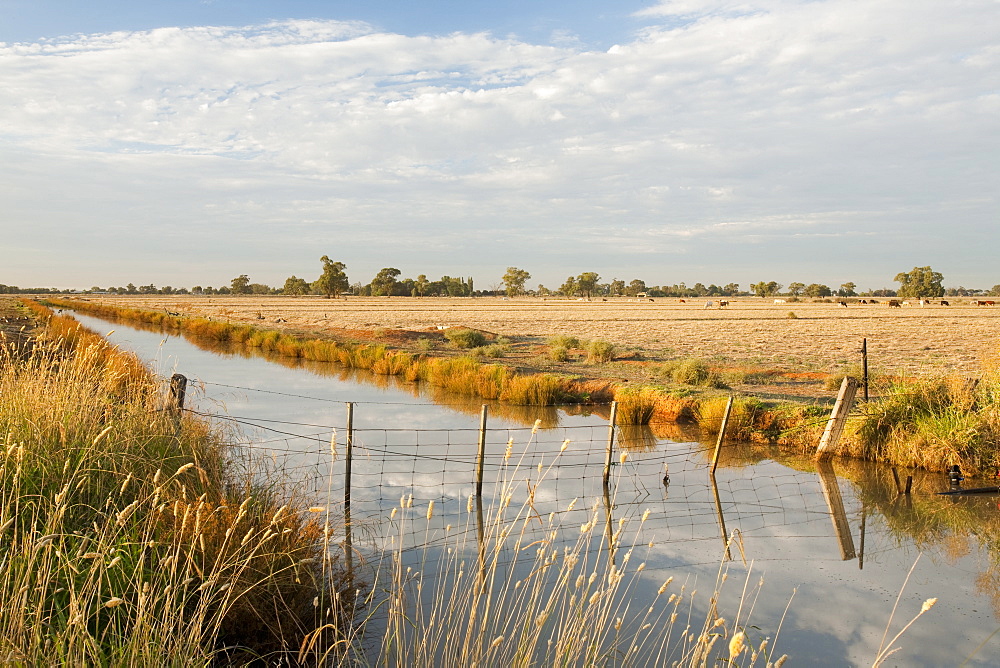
711;396;735;475
344;402;354;579
344;402;354;518
476;405;488;498
861;338;869;402
816;377;859;460
167;373;187;414
603;401;618;487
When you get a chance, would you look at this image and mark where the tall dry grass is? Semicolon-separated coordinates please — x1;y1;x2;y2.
360;434;790;667
2;303;351;664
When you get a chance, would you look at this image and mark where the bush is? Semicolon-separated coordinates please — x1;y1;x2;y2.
548;335;580;349
444;328;487;349
661;358;726;388
586;340;616;363
549;346;569;362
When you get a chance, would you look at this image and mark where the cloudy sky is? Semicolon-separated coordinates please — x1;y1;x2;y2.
2;1;997;292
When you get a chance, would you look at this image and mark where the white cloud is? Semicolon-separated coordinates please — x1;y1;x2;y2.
1;3;998;288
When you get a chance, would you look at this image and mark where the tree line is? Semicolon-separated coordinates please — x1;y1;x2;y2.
8;263;1000;299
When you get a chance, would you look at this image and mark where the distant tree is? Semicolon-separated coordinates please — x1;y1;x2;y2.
626;279;646;297
371;267;401;297
750;281;782;297
537;284;551;296
576;272;600;299
282;276;310;296
315;257;350;298
414;274;430;297
502;267;531;297
804;283;832;298
722;283;740;296
230;275;250;295
248;283;273;295
125;283;137;294
894;266;944;298
990;285;1000;296
191;286;203;295
609;279;625;297
560;276;578;297
787;282;805;296
838;282;857;297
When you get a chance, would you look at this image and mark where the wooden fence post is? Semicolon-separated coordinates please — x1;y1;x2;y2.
344;402;354;518
167;373;187;414
603;401;618;487
711;396;735;475
476;405;488;498
861;338;869;402
816;377;859;459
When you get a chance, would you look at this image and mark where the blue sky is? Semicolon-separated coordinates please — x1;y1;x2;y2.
2;1;998;292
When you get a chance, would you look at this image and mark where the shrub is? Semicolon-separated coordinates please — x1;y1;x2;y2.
444;328;487;349
787;311;798;319
548;335;580;349
586;340;616;363
549;346;569;362
661;358;726;388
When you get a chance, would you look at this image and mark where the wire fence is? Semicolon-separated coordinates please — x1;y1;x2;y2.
176;377;876;569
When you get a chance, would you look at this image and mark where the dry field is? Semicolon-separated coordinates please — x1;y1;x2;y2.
74;295;1000;381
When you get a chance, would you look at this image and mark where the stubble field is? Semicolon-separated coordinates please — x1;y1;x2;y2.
75;295;1000;385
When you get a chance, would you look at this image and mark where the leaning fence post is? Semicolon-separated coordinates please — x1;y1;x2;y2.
603;401;618;487
711;396;735;475
476;405;488;498
816;377;859;460
167;373;187;415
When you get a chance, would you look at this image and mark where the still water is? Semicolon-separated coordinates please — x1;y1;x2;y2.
73;312;999;665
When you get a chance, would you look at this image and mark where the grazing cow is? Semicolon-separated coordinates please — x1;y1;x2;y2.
679;299;686;303
704;300;714;308
941;300;949;306
888;300;901;308
976;300;996;307
839;301;848;307
773;299;786;304
718;300;729;308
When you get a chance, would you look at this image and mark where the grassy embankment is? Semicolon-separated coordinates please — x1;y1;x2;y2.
2;301;351;665
42;298;1000;475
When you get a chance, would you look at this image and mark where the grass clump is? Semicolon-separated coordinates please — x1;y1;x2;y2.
694;395;765;440
444;328;487;349
586;340;616;363
845;372;1000;473
548;335;580;350
549;346;569;362
661;358;726;388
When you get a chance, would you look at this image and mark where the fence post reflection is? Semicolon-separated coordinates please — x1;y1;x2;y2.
710;473;732;561
817;460;857;561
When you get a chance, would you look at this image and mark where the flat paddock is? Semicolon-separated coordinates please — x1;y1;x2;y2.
76;295;1000;376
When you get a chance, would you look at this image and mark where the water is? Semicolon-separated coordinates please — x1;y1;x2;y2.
72;312;1000;665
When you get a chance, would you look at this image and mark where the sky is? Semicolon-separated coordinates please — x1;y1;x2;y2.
1;0;998;292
